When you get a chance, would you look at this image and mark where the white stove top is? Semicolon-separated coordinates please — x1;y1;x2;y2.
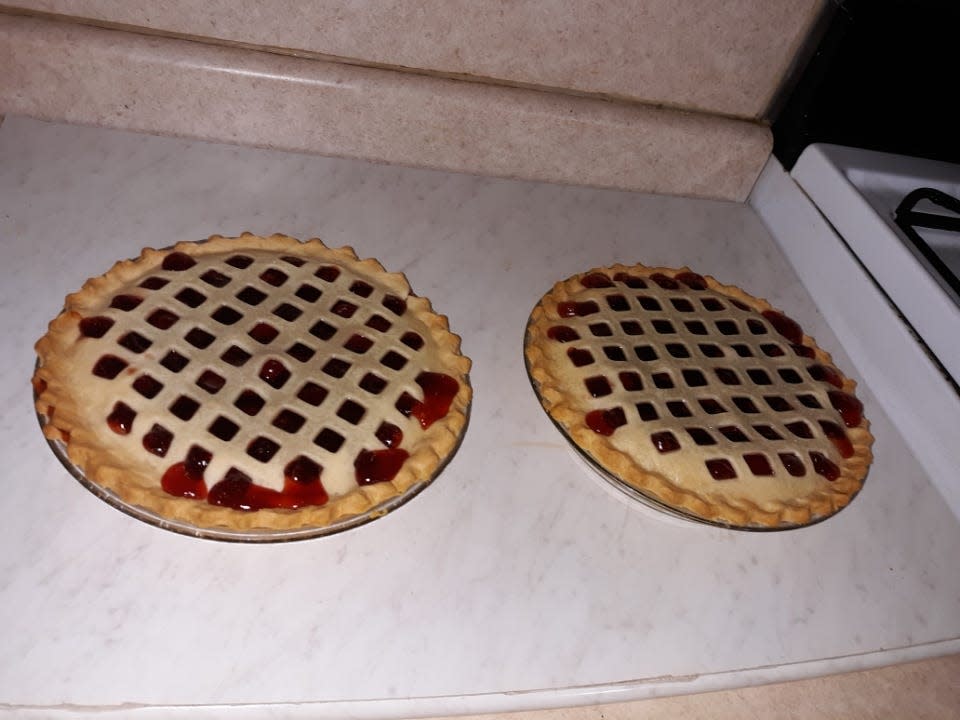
755;143;960;523
793;145;960;382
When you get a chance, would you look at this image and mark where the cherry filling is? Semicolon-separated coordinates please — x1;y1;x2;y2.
675;271;707;290
207;466;329;511
162;252;197;271
226;255;254;269
394;372;460;429
259;268;288;287
613;272;647;288
650;273;679;290
110;294;144;311
584;376;612;397
828;390;863;427
142;423;173;457
249;322;279;344
547;325;580;343
557;301;599;318
92;355;128;379
354;448;410;486
762;310;804;344
259;359;291;388
567;348;594;367
779;453;806;476
808;363;844;388
315;265;340;282
743;453;773;476
382;294;407;316
161;445;211;499
810;452;840;481
375;421;403;448
200;269;231;287
80;316;114;338
581;272;614;288
107;401;136;434
819;421;854;458
705;458;737;480
146;309;180;330
586;407;627;436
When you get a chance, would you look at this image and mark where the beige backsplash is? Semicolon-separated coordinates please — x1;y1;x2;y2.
0;1;826;199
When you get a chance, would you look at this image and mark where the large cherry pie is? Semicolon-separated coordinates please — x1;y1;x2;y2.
33;233;471;532
525;264;873;529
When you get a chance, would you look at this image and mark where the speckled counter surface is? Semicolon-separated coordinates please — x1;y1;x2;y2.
1;116;958;718
0;13;771;202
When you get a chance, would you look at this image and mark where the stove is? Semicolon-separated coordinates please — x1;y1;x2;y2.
752;144;960;521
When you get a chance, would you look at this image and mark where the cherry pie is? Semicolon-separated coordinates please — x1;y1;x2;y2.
525;264;873;528
33;233;471;532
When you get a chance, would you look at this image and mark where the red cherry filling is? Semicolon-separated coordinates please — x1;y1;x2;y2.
133;374;163;398
779;453;806;476
285;455;322;484
382;294;407;316
828;390;863;427
584;376;612;397
92;355;128;379
259;359;291;388
567;348;594;367
110;294;144;311
162;445;211;499
743;453;773;476
393;372;459;429
107;401;136;434
147;309;180;330
548;325;580;342
810;452;840;481
344;334;373;354
315;265;340;282
762;310;804;344
142;424;173;457
809;363;844;388
259;268;288;287
207;466;329;511
355;448;410;486
706;458;737;480
819;421;854;458
249;322;279;344
650;273;679;289
557;301;599;318
675;271;707;290
80;316;114;338
375;421;403;448
586;407;627;436
613;272;647;288
581;272;614;288
162;252;196;271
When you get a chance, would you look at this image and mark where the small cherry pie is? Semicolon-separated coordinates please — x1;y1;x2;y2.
33;233;471;532
525;264;873;528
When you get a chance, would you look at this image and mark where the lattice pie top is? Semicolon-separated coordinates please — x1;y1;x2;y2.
525;264;872;528
33;234;471;531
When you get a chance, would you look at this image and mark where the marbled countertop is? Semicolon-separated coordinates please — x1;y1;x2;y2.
1;116;958;717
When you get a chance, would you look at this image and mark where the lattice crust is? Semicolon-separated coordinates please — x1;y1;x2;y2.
34;233;471;531
525;264;873;528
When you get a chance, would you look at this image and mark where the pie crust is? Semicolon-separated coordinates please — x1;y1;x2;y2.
33;233;471;532
525;264;873;529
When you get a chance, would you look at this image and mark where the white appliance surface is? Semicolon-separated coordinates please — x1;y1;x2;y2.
1;118;958;718
793;144;960;379
789;144;960;521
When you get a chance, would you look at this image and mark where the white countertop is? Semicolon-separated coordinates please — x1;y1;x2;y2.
1;116;958;718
